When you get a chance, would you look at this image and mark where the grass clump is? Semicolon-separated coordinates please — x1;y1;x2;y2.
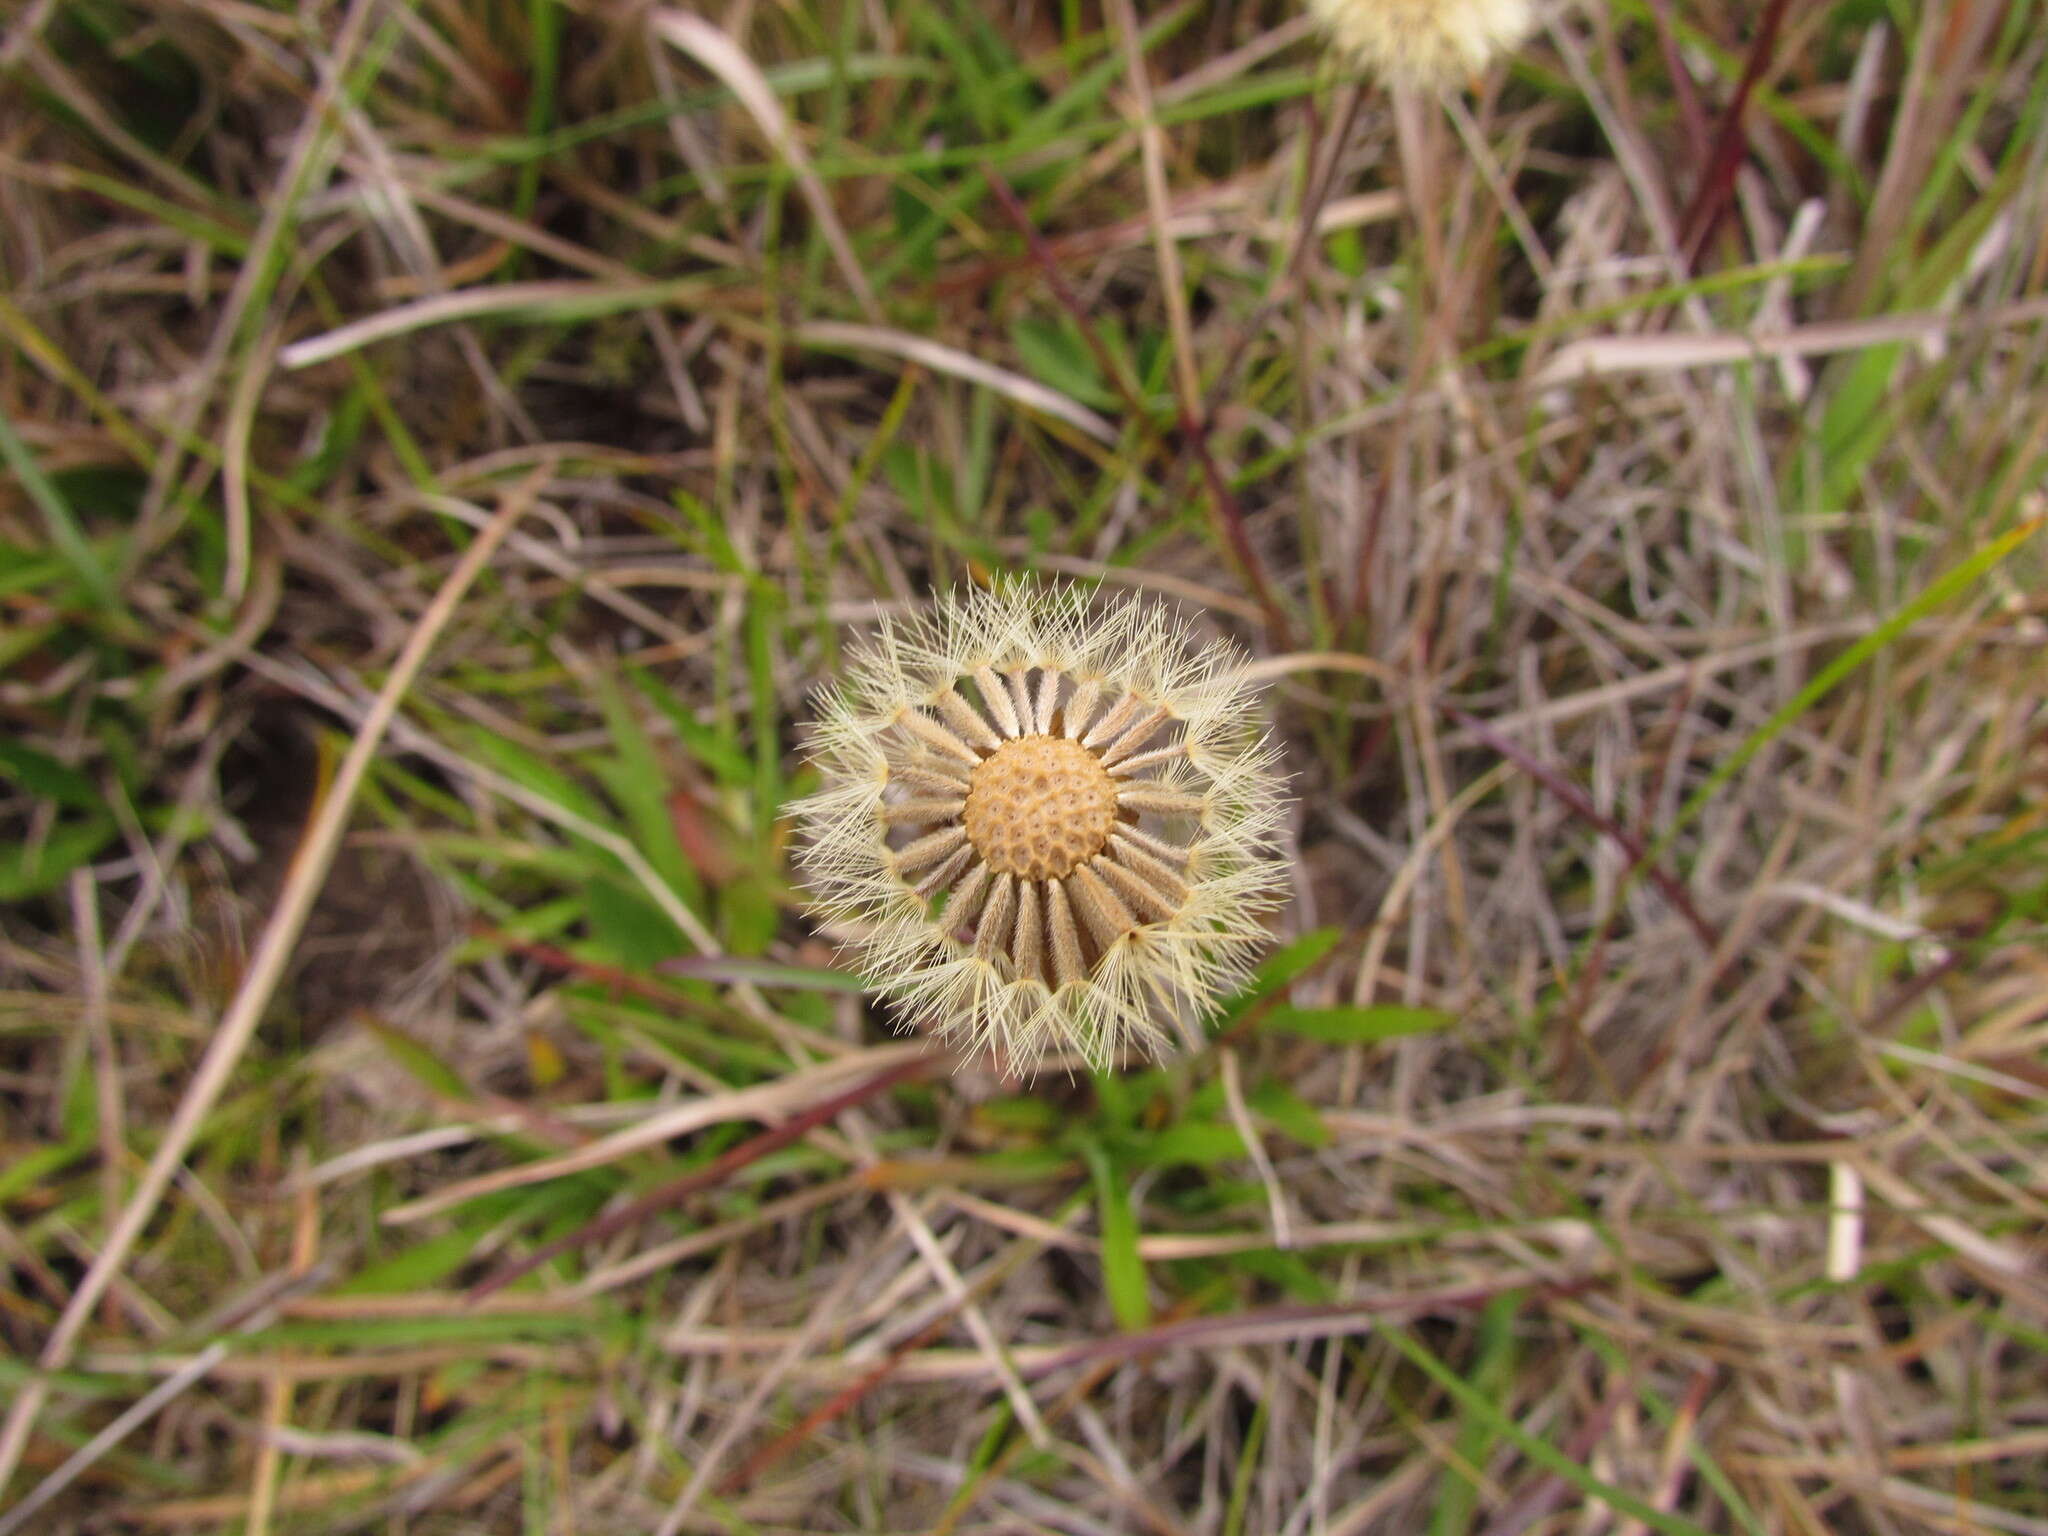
1;2;2044;1532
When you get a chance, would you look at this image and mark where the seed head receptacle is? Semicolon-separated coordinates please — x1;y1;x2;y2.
795;583;1290;1072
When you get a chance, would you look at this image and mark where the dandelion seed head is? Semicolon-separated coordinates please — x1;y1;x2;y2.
793;582;1291;1072
1308;0;1536;87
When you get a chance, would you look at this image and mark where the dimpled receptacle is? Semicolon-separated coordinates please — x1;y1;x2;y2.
963;736;1118;881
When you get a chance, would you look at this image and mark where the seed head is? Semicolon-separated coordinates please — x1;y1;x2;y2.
794;582;1290;1072
1307;0;1536;87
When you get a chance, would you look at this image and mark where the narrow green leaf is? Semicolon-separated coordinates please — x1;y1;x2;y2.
1010;315;1112;407
0;409;122;615
0;1135;91;1204
630;667;752;791
973;1096;1062;1138
1224;927;1341;1016
746;585;784;828
1248;1082;1332;1148
458;728;610;828
364;1020;473;1102
1668;516;2043;845
1222;1388;1268;1536
0;817;117;901
1089;1068;1136;1130
1137;1121;1247;1168
1430;1292;1521;1536
1382;1320;1720;1536
0;542;73;597
589;670;699;906
1255;1004;1453;1044
0;741;100;811
585;876;686;969
1084;1142;1150;1330
338;1229;480;1294
658;955;865;992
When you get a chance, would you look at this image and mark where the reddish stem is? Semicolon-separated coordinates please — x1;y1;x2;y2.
1444;705;1723;956
1641;0;1711;164
986;171;1293;648
1678;0;1795;268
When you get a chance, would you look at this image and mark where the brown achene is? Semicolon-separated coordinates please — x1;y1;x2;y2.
962;735;1119;881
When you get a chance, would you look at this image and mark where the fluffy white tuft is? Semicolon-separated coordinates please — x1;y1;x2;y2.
1307;0;1536;87
793;581;1291;1073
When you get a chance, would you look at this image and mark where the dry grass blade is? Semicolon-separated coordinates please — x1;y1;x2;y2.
1535;295;2048;383
118;0;383;562
0;1342;231;1536
465;1054;929;1299
1046;1275;1599;1383
380;1043;929;1223
0;1267;332;1536
1105;0;1292;645
1444;704;1723;954
278;278;713;370
797;321;1119;443
0;474;543;1500
648;8;881;323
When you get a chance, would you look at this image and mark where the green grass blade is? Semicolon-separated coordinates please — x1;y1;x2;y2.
1381;1320;1720;1536
0;410;122;615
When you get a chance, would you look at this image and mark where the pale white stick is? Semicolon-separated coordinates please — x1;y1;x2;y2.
798;322;1118;444
1221;1046;1292;1249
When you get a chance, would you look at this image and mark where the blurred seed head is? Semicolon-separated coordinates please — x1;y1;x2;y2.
794;582;1290;1072
1308;0;1536;87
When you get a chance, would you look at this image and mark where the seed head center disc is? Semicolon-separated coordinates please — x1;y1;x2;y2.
962;735;1119;881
